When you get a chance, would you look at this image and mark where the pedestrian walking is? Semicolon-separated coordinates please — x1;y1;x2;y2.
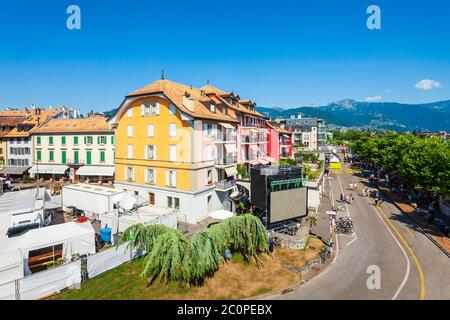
269;234;275;257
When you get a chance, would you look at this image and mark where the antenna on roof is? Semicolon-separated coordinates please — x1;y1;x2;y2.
161;70;165;80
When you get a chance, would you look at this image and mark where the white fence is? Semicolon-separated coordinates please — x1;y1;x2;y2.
87;244;135;278
0;244;139;300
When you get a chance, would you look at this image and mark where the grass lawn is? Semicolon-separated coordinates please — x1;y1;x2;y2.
51;237;325;300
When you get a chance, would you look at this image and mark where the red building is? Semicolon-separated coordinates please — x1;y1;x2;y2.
266;121;293;161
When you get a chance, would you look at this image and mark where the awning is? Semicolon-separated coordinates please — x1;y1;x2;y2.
76;166;115;177
282;134;291;139
0;166;30;175
259;159;270;165
225;166;237;177
29;165;68;175
220;122;234;130
224;143;236;153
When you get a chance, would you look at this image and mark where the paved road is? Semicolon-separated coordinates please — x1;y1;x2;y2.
270;163;450;300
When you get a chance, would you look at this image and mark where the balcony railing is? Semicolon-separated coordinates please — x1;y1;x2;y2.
215;132;235;143
241;136;266;144
215;179;236;191
66;159;85;165
215;155;236;166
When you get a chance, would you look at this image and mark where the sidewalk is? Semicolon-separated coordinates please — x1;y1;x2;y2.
378;185;450;257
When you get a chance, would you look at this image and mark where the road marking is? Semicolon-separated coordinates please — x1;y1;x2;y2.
346;167;410;300
346;236;358;246
404;226;416;238
376;204;426;300
367;198;411;300
336;173;357;239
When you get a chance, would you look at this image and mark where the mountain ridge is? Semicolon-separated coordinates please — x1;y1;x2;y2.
258;99;450;132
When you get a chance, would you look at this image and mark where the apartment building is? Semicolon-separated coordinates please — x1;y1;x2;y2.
266;121;293;160
0;107;82;177
276;115;327;152
200;85;271;166
0;117;26;168
30;116;115;182
0;109;62;177
110;79;240;223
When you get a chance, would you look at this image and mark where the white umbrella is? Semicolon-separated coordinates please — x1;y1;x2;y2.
208;209;234;220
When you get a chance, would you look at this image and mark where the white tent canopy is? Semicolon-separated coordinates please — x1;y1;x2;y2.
0;222;96;261
0;250;23;285
208;209;234;220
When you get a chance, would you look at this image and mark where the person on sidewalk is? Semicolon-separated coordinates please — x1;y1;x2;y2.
269;234;275;257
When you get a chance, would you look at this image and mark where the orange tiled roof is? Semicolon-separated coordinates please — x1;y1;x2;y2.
266;121;292;135
33;116;112;133
4;112;61;138
0;109;61;118
126;79;239;123
200;84;268;119
0;116;26;138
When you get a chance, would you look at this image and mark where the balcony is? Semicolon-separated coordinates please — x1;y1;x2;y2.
241;136;267;144
215;179;236;191
215;155;236;167
215;132;235;143
66;159;85;166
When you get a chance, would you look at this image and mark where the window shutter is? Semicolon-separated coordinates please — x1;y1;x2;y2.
155;102;160;115
144;145;148;160
165;171;170;186
97;136;100;144
84;136;86;144
173;171;176;187
154;145;157;160
132;168;135;181
141;104;145;116
153;169;156;184
144;168;148;183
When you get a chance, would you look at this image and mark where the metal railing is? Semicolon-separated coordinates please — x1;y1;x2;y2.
215;179;236;190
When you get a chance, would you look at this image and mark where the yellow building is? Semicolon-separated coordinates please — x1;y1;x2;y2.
110;79;239;223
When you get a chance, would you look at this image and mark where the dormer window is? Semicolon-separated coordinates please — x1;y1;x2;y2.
223;106;228;115
210;103;216;113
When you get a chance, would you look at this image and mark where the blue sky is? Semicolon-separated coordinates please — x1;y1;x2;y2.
0;0;449;113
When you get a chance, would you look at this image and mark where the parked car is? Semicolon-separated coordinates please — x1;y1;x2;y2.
434;218;449;236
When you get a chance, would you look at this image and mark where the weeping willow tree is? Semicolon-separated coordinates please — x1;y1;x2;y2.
206;214;269;259
119;214;269;286
141;228;189;285
118;224;174;253
182;231;221;285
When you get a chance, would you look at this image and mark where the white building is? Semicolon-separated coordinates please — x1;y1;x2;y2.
30;116;116;182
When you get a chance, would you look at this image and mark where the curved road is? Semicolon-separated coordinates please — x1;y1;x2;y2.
269;163;450;300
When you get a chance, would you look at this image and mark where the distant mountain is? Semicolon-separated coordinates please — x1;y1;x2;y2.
258;99;450;132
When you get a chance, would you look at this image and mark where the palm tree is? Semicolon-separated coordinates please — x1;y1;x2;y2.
306;214;318;228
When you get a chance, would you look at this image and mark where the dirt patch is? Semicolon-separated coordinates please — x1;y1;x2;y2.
52;241;326;300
